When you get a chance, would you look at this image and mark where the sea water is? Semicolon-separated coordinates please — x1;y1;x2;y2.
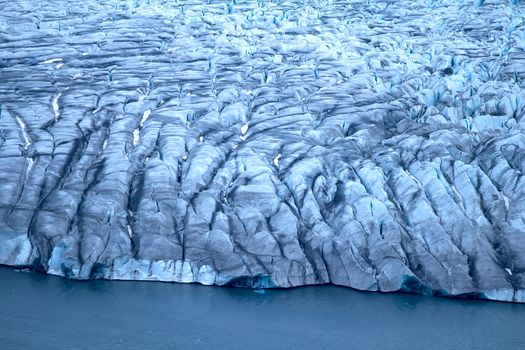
1;267;524;349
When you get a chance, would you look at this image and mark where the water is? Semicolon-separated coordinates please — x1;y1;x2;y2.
0;267;524;350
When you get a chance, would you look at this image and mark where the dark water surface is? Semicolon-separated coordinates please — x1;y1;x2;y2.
1;267;524;350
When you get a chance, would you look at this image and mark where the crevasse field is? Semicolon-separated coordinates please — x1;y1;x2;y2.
0;0;525;302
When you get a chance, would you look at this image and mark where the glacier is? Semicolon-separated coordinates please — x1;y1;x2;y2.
1;0;525;302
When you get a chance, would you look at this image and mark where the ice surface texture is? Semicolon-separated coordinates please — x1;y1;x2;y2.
1;0;525;302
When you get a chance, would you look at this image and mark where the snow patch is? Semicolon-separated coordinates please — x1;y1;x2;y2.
25;158;34;180
140;109;151;127
133;129;140;146
52;93;62;122
502;194;510;211
273;153;281;167
15;116;34;181
42;58;62;64
15;117;31;148
241;123;249;135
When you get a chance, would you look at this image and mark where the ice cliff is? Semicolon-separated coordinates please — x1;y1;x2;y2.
1;0;525;302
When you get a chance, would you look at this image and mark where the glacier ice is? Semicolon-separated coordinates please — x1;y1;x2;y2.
0;0;525;302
